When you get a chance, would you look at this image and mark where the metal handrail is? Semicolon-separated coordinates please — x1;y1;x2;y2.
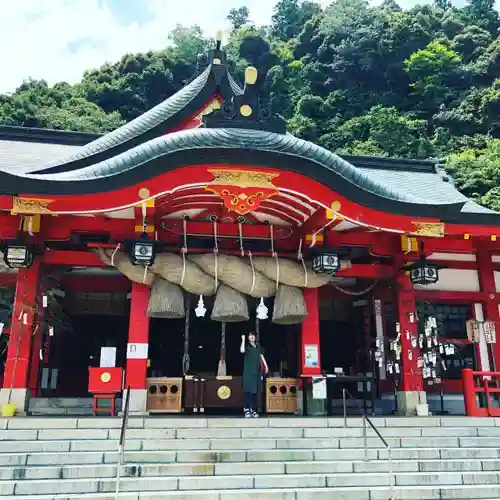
342;388;394;500
115;387;131;500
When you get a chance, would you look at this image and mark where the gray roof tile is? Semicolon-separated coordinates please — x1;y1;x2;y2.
0;140;82;173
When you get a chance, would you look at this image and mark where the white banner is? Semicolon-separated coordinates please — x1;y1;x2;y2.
100;347;116;368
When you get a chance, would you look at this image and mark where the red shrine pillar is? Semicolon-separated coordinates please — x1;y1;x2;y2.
300;288;321;376
125;282;150;413
476;248;499;371
395;273;425;415
0;261;41;412
28;282;47;397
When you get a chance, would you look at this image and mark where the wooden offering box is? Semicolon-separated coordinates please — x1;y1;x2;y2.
146;377;183;413
266;377;299;414
183;376;244;413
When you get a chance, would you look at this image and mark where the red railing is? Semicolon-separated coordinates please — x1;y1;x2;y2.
462;369;500;417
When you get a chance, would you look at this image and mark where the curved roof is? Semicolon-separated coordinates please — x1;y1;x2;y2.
0;39;498;227
35;64;242;175
3;126;494;224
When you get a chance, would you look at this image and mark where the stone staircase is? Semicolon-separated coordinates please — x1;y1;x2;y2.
1;416;500;499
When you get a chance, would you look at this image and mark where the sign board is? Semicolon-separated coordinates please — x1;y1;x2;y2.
100;347;116;368
127;343;149;360
483;321;497;344
312;377;327;399
304;344;319;368
466;319;481;343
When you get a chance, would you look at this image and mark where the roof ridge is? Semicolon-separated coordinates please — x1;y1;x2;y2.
0;125;100;145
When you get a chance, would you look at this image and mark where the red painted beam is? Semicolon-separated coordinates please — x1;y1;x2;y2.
43;250;106;267
337;264;393;279
0;274;17;286
328;231;400;256
300;208;332;234
414;290;489;302
60;274;130;292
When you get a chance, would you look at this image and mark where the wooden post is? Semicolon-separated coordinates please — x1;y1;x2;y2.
300;288;321;376
1;261;41;411
476;248;499;371
394;272;425;414
125;282;150;413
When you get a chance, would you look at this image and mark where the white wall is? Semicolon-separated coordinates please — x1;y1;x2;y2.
413;269;480;292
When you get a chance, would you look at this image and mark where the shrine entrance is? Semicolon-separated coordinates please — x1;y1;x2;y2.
147;299;300;415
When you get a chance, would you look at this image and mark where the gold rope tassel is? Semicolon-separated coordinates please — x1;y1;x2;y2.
147;277;185;319
272;284;307;325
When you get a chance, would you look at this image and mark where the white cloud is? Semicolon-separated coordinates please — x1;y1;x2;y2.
0;0;493;94
0;0;275;93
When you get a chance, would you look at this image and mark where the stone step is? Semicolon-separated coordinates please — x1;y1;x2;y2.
4;436;500;453
3;426;500;440
1;458;499;480
2;416;500;431
2;471;500;496
4;484;500;500
1;446;499;466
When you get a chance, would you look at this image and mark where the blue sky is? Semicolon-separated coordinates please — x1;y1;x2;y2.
0;0;473;93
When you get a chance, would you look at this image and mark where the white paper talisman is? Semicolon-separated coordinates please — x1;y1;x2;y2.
312;377;327;399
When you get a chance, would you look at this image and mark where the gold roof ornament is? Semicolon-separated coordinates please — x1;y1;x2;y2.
245;66;258;85
207;169;279;189
12;197;55;215
410;221;445;238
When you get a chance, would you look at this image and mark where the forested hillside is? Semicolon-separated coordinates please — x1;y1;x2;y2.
1;0;500;208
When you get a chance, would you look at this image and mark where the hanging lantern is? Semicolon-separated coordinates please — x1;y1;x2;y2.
3;244;34;269
312;252;340;275
129;234;156;266
402;241;445;286
403;257;443;286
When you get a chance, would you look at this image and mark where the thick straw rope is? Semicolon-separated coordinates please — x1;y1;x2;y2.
180;218;188;287
297;238;308;288
238;222;245;257
213;220;219;293
111;243;120;267
270;225;280;291
239;222;256;296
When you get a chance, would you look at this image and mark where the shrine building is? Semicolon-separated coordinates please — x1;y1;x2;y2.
0;38;499;417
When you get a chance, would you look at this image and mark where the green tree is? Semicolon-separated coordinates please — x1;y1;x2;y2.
463;0;499;34
272;0;321;41
228;6;250;31
404;41;464;115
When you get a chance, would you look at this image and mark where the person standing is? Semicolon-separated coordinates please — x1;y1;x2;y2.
240;332;268;418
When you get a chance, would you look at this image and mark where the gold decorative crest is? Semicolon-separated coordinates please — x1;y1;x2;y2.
12;197;54;215
410;221;445;238
197;99;221;118
207;169;279;189
217;385;231;400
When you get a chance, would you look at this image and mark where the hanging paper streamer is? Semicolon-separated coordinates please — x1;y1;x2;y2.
195;295;207;318
256;297;268;320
